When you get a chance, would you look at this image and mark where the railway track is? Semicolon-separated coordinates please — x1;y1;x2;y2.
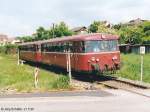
98;80;150;98
72;75;150;98
22;61;150;98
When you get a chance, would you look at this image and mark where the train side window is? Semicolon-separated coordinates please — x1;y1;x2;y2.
56;43;62;52
35;45;37;51
48;43;51;52
32;45;36;51
53;43;56;52
63;42;68;52
56;43;61;52
73;41;84;53
41;43;49;52
41;44;45;51
42;44;45;51
21;45;28;51
47;44;50;52
60;43;64;52
42;43;53;52
41;42;81;53
68;42;73;52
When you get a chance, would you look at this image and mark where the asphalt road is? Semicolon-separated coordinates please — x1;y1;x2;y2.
0;90;112;98
0;89;150;112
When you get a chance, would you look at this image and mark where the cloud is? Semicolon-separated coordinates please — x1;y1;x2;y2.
56;0;150;24
0;0;149;37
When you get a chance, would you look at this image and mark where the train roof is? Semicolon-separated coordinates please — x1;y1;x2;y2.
19;33;119;46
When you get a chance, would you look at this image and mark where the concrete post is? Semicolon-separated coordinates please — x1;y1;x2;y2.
140;55;143;82
67;50;72;83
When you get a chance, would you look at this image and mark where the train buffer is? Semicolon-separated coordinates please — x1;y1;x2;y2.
18;60;26;65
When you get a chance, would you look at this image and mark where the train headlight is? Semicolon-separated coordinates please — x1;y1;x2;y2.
112;56;117;60
88;60;91;63
91;57;95;61
96;58;99;62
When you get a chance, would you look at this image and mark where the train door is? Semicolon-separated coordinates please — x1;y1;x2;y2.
72;41;83;71
73;51;78;71
66;42;82;71
35;44;42;62
70;42;76;71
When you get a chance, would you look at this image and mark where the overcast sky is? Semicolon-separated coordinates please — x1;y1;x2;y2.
0;0;150;37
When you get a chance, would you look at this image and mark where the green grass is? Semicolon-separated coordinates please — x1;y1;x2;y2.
0;53;149;93
115;53;150;83
0;54;70;93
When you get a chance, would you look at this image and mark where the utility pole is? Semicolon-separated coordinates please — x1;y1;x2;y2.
52;23;55;38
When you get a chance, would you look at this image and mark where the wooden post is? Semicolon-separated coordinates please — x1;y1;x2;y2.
34;67;40;88
17;49;20;65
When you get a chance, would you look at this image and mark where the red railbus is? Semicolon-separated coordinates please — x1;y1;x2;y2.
19;33;120;72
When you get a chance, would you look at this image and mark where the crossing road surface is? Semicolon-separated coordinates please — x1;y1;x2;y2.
0;90;150;112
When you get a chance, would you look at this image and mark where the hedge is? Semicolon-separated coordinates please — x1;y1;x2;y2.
0;44;18;54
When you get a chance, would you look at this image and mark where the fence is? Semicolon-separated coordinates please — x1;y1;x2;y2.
119;44;150;54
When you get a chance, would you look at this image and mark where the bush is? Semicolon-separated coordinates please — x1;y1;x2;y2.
0;46;6;53
51;75;70;89
0;44;18;54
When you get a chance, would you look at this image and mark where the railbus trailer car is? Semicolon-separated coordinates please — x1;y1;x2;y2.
18;33;120;73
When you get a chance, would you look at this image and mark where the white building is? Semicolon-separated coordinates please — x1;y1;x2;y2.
0;34;21;46
0;34;8;46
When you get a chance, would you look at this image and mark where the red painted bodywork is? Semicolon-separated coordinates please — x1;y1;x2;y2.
20;51;120;72
20;51;37;62
19;33;120;72
36;52;42;62
40;51;120;71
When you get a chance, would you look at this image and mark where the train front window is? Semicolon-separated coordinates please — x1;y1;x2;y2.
84;40;118;53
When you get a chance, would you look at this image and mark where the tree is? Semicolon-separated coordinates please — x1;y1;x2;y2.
89;21;117;34
34;27;49;40
88;21;101;33
141;21;150;44
34;22;73;40
117;21;150;44
118;26;143;44
18;22;73;42
51;22;73;38
17;36;33;42
97;23;117;34
113;24;122;30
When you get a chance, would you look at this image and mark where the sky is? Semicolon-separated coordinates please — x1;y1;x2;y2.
0;0;150;37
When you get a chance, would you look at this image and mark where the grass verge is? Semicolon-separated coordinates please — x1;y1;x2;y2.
114;53;150;83
0;54;70;93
